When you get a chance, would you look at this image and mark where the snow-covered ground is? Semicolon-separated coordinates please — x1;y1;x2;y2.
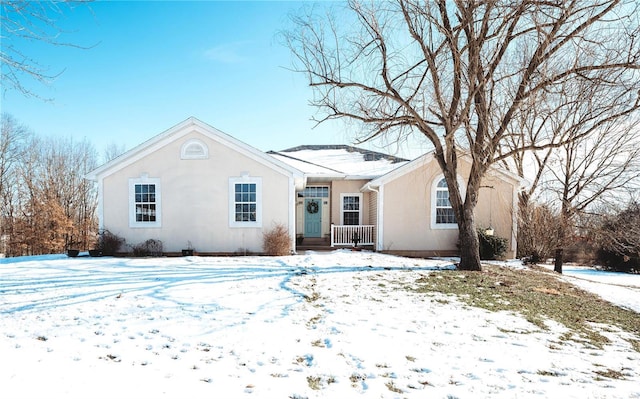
1;251;639;399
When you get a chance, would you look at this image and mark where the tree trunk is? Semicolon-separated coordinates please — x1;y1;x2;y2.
555;199;570;274
554;248;563;274
457;217;482;271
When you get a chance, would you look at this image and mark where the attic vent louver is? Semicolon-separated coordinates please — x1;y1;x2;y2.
181;139;209;160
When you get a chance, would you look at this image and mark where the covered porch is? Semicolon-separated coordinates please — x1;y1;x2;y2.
294;180;377;251
296;224;375;251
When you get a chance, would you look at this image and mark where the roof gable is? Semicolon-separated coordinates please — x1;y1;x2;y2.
365;151;527;189
86;117;304;180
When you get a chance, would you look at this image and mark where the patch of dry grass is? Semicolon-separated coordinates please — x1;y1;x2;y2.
594;368;627;380
306;375;335;390
411;264;639;350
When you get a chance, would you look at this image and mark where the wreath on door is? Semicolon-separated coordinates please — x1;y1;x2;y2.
306;200;319;214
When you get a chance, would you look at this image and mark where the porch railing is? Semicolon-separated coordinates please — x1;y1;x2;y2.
331;224;375;247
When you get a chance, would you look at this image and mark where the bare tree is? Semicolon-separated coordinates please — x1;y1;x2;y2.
1;0;94;98
503;62;640;271
546;119;640;272
0;114;32;255
33;136;98;252
103;141;127;163
285;0;640;270
1;116;98;256
0;114;31;204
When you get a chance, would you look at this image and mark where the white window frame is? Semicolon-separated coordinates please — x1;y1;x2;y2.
229;176;262;228
180;138;209;160
430;175;464;230
299;185;330;198
340;193;362;225
129;176;161;228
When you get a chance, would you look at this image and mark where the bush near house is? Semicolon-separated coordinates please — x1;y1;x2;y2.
97;230;125;256
132;239;163;257
263;224;291;256
478;229;508;260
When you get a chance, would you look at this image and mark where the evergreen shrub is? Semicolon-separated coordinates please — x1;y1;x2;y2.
478;228;508;260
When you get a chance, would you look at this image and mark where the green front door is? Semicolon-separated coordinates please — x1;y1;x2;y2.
304;199;322;238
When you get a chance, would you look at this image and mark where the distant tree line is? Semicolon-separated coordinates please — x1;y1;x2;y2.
1;113;99;256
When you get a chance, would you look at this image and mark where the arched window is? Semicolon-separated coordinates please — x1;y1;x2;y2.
435;178;456;224
180;139;209;159
431;175;463;229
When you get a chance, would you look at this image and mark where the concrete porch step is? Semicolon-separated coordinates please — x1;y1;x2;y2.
296;237;332;251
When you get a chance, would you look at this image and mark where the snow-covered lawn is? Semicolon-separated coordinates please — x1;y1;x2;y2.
1;251;639;398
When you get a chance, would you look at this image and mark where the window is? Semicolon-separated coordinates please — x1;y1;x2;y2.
135;184;157;222
341;193;362;225
431;175;462;229
129;177;161;228
229;177;262;227
298;186;329;198
235;183;256;222
435;179;456;224
180;138;209;159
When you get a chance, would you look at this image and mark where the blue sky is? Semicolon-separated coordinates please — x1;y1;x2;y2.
2;1;427;162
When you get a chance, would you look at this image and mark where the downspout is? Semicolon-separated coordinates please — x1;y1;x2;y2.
363;183;383;252
96;175;104;231
291;175;306;253
289;176;297;254
376;186;383;252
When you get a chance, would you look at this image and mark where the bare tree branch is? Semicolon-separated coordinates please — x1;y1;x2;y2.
1;0;95;99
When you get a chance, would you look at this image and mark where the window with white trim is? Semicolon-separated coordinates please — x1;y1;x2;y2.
129;177;161;228
229;177;262;227
431;175;462;229
341;193;362;225
435;178;456;224
298;186;329;198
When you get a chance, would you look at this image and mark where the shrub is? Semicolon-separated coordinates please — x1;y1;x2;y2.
97;230;125;256
517;203;562;261
132;239;163;257
478;228;508;260
596;249;639;273
593;202;640;273
263;223;291;256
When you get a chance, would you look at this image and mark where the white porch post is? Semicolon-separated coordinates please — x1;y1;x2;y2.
289;177;296;252
330;223;335;247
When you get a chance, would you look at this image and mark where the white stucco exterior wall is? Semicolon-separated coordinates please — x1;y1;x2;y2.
377;157;518;258
98;131;294;254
